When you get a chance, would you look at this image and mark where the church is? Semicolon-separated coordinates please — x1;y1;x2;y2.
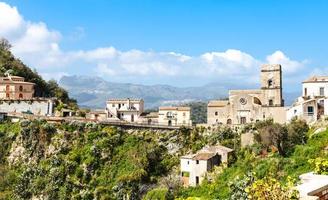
207;64;287;125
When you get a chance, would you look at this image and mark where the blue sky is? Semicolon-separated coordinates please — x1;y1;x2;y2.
0;0;328;92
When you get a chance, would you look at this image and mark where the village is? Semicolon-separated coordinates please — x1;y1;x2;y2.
1;64;328;199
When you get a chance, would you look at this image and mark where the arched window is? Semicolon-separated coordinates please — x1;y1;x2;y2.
269;99;273;106
268;79;273;87
227;119;232;125
6;93;9;98
19;93;23;99
215;111;218;116
6;85;10;92
253;97;262;105
19;85;23;92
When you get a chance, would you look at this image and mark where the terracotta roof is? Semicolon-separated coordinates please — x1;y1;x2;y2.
201;145;234;153
208;100;229;107
193;152;216;160
303;76;328;83
90;110;107;114
140;112;159;118
107;98;143;102
159;106;190;111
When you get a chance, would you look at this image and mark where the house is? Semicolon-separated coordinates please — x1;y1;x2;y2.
287;76;328;123
180;145;234;186
158;106;192;126
139;111;159;125
105;98;144;122
296;172;328;200
207;64;286;125
0;75;35;99
88;110;107;121
0;74;55;116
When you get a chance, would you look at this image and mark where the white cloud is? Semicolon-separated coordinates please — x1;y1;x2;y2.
0;2;310;88
0;2;23;38
266;51;306;74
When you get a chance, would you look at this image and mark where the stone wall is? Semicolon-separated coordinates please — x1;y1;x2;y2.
0;99;54;116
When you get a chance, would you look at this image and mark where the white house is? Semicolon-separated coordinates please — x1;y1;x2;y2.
287;76;328;123
180;145;233;187
105;98;144;122
158;106;192;126
296;172;328;200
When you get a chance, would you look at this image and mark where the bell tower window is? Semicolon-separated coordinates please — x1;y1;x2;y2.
268;79;273;87
269;99;273;106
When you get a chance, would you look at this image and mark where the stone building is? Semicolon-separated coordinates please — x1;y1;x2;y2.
0;75;35;99
105;98;144;122
180;145;233;186
207;64;286;125
287;76;328;123
158;106;192;126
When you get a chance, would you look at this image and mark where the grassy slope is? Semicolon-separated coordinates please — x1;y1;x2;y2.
178;128;328;199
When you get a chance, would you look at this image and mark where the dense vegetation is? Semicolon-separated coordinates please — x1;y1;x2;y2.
181;101;207;124
0;117;327;199
0;38;77;110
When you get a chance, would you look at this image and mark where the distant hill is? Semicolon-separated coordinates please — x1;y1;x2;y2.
59;75;299;109
59;75;229;108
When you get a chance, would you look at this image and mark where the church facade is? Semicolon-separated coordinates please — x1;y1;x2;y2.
207;64;286;125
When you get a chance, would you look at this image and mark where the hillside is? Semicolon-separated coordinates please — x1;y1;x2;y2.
0;118;327;199
0;38;77;109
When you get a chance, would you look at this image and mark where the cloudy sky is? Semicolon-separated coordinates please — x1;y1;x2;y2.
0;0;328;92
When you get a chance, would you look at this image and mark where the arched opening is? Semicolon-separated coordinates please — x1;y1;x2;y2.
215;111;218;116
131;114;134;122
227;119;232;125
269;99;273;106
6;85;10;92
253;97;262;105
268;79;273;87
19;93;23;99
6;93;9;98
168;120;172;126
148;119;152;125
19;85;23;92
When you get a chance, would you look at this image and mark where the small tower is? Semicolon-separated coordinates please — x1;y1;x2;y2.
260;64;283;107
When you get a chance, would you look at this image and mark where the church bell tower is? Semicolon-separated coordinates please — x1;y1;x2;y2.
260;64;283;107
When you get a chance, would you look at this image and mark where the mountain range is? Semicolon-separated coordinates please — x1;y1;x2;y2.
59;75;299;109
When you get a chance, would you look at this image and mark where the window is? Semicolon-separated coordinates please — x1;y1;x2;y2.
320;87;325;96
240;117;246;124
183;112;186;116
19;85;23;92
268;79;273;87
227;119;232;125
196;160;199;164
6;93;9;98
19;93;23;99
6;85;10;91
166;112;173;118
307;106;314;115
304;88;308;96
112;104;115;107
294;109;297;114
269;100;273;106
187;161;189;165
215;111;218;116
